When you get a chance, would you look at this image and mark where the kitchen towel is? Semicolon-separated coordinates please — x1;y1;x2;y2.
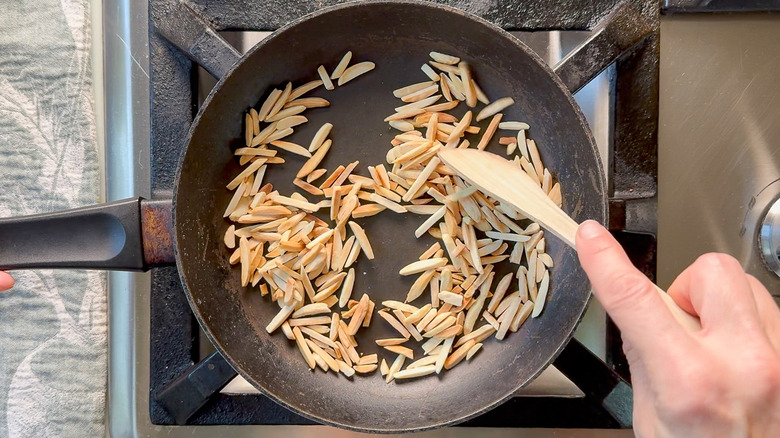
0;0;105;437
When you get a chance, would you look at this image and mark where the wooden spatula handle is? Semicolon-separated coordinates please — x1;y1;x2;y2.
655;285;701;331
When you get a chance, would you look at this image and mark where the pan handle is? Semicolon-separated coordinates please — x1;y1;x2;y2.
152;0;242;80
553;338;633;428
0;197;175;271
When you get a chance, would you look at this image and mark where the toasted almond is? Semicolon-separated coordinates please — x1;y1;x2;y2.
297;138;332;178
376;338;408;347
389;120;415;132
380;358;390;376
292;326;316;369
444;339;475;370
438;291;463;307
338;61;375;86
476;113;502;151
476;97;514;122
382;300;418;313
430;61;460;74
386;354;406;383
307;339;340;372
499;121;530;131
394;81;436;98
267;105;306;123
348;221;374;260
330;51;353;79
384;345;414;360
377;310;411;339
458;62;477;108
285;97;330;109
384;108;426;122
288;315;331;327
317;65;334;90
276;115;308;131
352;203;386;218
405;269;435;304
399;257;447;276
292;303;331;319
266;304;295;333
338;268;356;308
224;224;236;249
395;95;442;113
401;84;439;103
532;269;550;318
394;365;437;380
270;140;312;157
289;80;323;101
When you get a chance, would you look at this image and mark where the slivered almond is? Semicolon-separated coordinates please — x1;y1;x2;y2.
257;88;282;121
476;97;514;122
376;338;408;347
292;303;330;318
285;97;330;109
352;203;385;218
338;268;356;308
394;81;436;98
458;62;477;108
395;94;442;113
270;140;312;157
394;365;437;380
224;224;236;249
401;84;439;103
430;51;460;65
499;121;530;131
476;113;502;151
338;61;375;86
297;138;332;178
405;269;435;303
399;258;447;276
421;63;439;81
389;120;415;132
276;115;308;131
293;327;316;369
289;80;323;101
367;193;405;213
444;339;475;370
317;65;334;90
377;310;411;339
384;345;414;360
430;61;460;73
330;51;352;79
348;221;374;259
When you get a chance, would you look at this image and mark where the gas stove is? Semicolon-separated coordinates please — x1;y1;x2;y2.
102;0;780;436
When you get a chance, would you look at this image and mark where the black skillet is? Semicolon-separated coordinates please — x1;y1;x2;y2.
0;1;631;432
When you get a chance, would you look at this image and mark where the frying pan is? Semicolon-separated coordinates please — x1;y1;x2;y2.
0;1;620;432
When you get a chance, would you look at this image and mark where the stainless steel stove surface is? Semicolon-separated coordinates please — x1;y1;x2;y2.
101;0;780;436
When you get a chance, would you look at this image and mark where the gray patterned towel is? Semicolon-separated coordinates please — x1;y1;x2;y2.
0;0;105;436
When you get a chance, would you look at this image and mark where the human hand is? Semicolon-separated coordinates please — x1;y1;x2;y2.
576;220;780;438
0;271;13;291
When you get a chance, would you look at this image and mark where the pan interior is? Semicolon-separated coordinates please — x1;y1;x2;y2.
174;2;604;432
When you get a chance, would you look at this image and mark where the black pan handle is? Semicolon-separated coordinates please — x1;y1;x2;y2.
156;351;238;424
152;0;241;79
0;197;175;271
553;338;633;428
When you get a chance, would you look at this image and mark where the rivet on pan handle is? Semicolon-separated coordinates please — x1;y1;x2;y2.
152;0;242;80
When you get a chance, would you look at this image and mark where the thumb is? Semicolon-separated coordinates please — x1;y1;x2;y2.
576;221;686;356
0;271;13;291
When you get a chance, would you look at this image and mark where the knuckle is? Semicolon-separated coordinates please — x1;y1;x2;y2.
659;363;721;419
601;271;655;313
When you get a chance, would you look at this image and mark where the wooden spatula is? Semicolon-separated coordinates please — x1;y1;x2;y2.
438;148;701;331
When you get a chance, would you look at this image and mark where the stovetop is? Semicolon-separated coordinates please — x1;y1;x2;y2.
103;0;780;436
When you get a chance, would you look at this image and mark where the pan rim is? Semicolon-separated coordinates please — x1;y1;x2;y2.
171;0;606;433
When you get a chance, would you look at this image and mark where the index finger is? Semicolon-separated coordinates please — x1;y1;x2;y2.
576;221;689;358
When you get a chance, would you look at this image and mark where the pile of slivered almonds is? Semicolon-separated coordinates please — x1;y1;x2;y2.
223;50;562;382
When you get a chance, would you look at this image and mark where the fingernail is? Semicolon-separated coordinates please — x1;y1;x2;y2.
578;220;605;240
